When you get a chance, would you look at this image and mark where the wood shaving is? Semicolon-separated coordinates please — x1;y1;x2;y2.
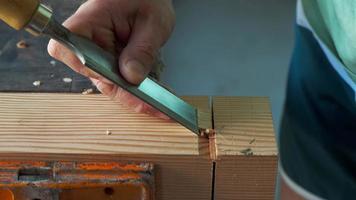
62;77;72;83
249;138;256;144
33;81;41;87
82;88;94;95
17;40;29;49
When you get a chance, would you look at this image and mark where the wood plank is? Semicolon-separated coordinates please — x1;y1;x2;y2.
0;93;212;200
0;93;210;156
215;156;277;200
213;96;277;200
214;97;277;156
0;94;278;199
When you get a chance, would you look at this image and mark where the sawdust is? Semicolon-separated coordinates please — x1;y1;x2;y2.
62;77;72;83
32;81;41;87
50;60;56;66
82;88;94;95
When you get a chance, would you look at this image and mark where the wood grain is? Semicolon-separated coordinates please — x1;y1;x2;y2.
215;156;277;200
214;96;277;156
0;94;278;199
0;93;212;200
213;96;278;200
0;93;210;156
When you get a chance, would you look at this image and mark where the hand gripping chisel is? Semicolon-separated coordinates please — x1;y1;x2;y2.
0;0;206;136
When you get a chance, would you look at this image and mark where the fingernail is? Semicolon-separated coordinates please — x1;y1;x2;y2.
124;60;148;84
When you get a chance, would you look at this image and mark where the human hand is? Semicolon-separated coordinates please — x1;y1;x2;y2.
48;0;175;119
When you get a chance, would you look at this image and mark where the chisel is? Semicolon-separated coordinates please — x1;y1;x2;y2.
0;0;205;136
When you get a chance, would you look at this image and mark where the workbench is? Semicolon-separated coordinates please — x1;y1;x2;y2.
0;0;278;199
0;0;93;93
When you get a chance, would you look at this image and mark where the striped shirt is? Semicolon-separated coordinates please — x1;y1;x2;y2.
301;0;356;90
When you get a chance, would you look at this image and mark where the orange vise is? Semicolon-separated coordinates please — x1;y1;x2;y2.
0;161;154;200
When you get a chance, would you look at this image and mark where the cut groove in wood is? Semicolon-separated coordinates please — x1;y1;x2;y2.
208;131;217;161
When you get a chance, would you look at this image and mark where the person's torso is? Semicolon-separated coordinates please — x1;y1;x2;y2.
278;3;356;199
302;0;356;84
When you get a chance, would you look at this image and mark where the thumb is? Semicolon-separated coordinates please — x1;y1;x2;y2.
119;22;160;85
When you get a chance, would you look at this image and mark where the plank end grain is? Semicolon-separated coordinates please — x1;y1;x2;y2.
213;96;278;200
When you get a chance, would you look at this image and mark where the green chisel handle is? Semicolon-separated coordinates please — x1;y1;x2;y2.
0;0;40;30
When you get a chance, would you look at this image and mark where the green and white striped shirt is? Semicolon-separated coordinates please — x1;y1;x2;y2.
302;0;356;83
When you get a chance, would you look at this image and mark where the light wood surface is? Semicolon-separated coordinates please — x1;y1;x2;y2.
213;96;278;200
0;93;210;156
0;0;39;30
214;96;277;156
0;93;278;199
215;156;277;200
0;93;212;200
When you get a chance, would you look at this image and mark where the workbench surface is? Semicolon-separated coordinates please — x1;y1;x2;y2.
0;0;94;93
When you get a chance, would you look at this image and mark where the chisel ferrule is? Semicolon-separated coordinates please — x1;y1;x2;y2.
25;4;52;36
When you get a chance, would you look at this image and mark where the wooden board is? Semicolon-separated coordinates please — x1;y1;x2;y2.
213;96;278;200
0;93;212;200
0;93;278;199
0;93;210;155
